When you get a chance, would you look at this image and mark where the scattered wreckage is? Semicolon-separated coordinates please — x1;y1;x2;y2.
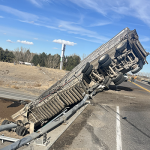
0;27;149;149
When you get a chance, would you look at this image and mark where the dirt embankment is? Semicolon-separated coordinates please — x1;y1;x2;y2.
0;62;68;138
0;62;68;95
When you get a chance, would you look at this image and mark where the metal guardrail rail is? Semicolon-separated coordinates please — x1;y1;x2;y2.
1;94;89;150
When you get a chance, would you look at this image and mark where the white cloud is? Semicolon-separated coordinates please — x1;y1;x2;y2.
89;20;112;27
75;37;103;44
3;33;6;35
140;36;150;42
53;39;77;46
57;20;109;42
0;5;38;21
53;47;58;49
6;39;13;43
19;18;110;43
34;38;38;40
70;0;107;16
17;40;34;45
70;0;150;27
0;16;4;18
28;0;51;8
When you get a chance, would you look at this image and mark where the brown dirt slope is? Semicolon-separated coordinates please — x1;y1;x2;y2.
0;62;68;95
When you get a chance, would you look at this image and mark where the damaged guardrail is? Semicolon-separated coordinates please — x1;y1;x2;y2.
1;94;89;150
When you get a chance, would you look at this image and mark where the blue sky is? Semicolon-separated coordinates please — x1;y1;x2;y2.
0;0;150;72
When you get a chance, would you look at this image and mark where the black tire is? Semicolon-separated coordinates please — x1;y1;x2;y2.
16;126;22;135
82;62;90;73
101;57;111;68
18;126;27;136
131;60;143;74
2;120;8;125
103;76;109;85
139;60;144;68
83;74;91;84
98;54;109;65
114;76;125;85
131;66;142;74
17;120;24;126
116;40;127;52
85;65;93;76
112;73;123;83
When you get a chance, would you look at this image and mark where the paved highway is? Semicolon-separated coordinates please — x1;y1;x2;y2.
50;80;150;150
0;80;150;150
0;87;37;101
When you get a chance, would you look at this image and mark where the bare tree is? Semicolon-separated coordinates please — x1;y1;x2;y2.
82;53;87;60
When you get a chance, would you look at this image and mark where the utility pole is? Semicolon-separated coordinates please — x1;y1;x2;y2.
53;39;76;70
60;44;66;70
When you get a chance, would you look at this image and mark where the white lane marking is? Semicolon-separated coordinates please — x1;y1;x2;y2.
116;106;122;150
124;96;136;99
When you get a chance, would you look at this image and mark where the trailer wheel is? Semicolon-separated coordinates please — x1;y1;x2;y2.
98;54;109;65
82;62;90;73
17;120;24;126
1;120;8;125
112;72;123;83
83;74;91;84
85;65;93;76
131;60;143;74
101;57;112;68
131;66;142;74
1;120;11;131
18;126;27;136
16;126;22;135
114;76;125;85
116;40;127;52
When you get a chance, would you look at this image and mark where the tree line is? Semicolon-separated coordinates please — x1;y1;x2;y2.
0;47;81;71
0;47;15;63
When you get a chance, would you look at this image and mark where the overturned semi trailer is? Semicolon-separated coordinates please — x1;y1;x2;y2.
2;27;149;137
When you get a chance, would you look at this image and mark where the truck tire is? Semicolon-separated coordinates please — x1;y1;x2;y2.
114;76;125;85
85;65;93;76
18;126;27;136
131;60;143;74
82;62;90;73
131;66;142;74
112;72;123;83
83;74;91;84
101;57;111;68
16;126;22;135
116;39;127;52
2;120;11;131
98;54;109;65
1;120;8;125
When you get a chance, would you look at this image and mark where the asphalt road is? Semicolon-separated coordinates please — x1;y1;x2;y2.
50;80;150;150
0;80;150;150
0;87;37;101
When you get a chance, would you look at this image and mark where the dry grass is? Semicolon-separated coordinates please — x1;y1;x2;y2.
0;80;3;85
11;85;19;89
34;83;42;87
0;62;68;95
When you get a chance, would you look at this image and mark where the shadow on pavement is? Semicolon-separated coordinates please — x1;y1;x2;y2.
109;85;133;91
